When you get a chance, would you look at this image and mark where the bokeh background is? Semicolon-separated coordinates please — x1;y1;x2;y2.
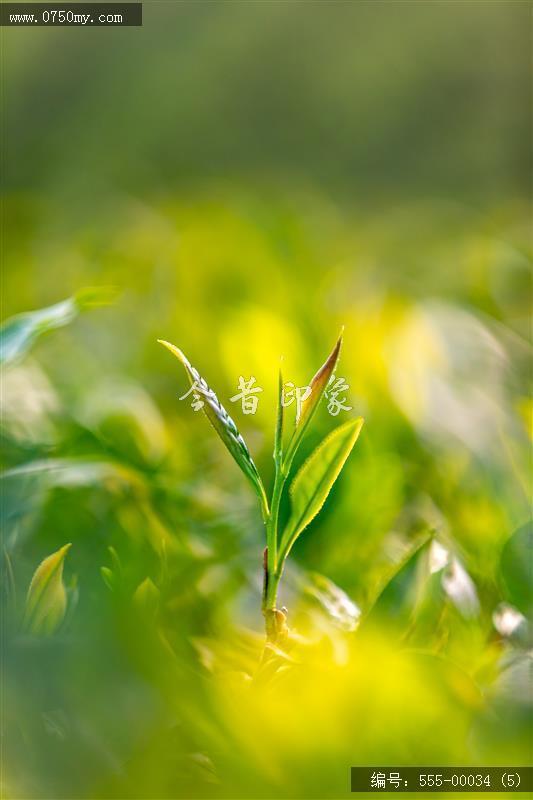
2;2;531;798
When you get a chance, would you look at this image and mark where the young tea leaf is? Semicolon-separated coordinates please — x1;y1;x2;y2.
23;543;72;635
283;331;343;471
158;340;269;518
279;417;363;560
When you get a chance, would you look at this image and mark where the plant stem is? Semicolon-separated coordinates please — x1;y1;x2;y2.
262;365;288;640
263;459;287;642
265;566;282;611
263;465;286;623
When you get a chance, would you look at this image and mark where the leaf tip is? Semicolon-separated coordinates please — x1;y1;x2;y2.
333;328;343;358
157;339;187;364
342;416;364;443
315;331;343;385
40;542;71;567
75;286;118;309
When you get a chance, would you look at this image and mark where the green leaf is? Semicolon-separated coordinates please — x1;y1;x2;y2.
158;339;269;519
133;577;160;618
0;288;115;367
283;331;343;471
3;548;16;614
500;520;532;617
100;548;122;592
108;545;122;574
1;459;143;555
23;543;72;635
279;417;363;560
100;566;116;592
361;534;432;635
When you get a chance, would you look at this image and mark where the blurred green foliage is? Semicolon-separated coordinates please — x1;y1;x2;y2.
2;2;531;799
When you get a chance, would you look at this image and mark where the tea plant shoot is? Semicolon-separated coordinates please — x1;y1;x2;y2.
158;333;363;643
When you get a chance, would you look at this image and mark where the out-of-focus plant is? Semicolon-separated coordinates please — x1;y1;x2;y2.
23;543;72;635
0;288;115;367
3;195;530;798
159;333;363;643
